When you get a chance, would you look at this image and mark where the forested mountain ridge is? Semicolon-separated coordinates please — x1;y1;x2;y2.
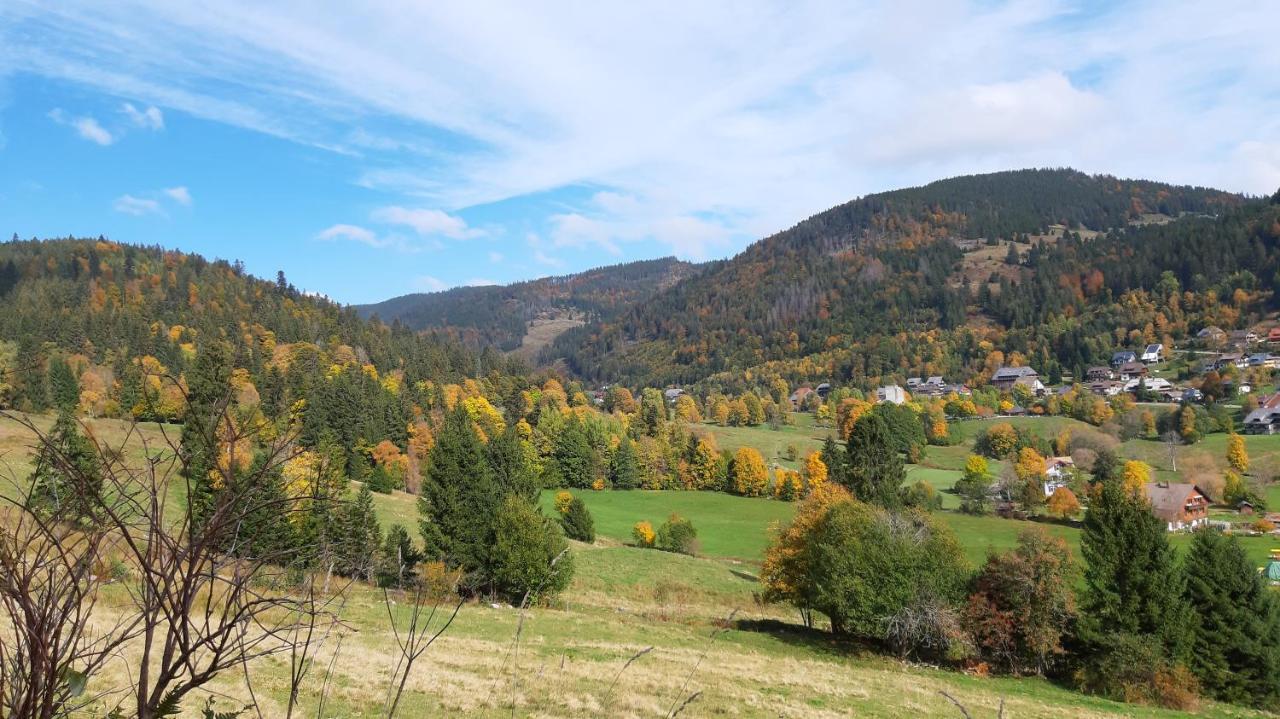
552;169;1261;389
357;256;704;352
0;237;529;481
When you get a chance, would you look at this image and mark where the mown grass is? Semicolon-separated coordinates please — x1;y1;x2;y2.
538;488;795;561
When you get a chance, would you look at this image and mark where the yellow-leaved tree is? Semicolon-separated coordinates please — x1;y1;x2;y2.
1227;432;1249;474
688;437;722;490
1121;460;1151;496
1046;486;1081;520
804;452;828;494
760;483;854;627
731;447;769;497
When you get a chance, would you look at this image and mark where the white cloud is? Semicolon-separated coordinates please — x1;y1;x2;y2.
113;194;162;215
121;102;164;130
163;186;192;205
48;108;114;145
466;278;497;287
370;206;479;239
487;251;504;263
316;223;378;246
9;1;1280;270
533;250;564;268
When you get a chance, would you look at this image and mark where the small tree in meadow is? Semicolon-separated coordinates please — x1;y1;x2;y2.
559;496;595;543
656;513;698;555
632;520;656;547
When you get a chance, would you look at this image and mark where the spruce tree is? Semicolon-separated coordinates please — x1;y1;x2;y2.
487;425;539;502
840;413;904;508
1183;531;1280;707
820;435;844;477
378;524;423;588
337;483;381;581
180;340;231;526
1080;480;1194;660
46;355;79;411
236;458;298;563
559;496;595;542
418;406;502;582
28;408;102;523
610;437;641;489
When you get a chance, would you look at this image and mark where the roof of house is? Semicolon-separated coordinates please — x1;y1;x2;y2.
789;387;814;400
1244;408;1280;425
1118;361;1147;374
1144;482;1208;522
1112;350;1136;360
1144;343;1163;352
992;366;1038;380
1199;325;1225;336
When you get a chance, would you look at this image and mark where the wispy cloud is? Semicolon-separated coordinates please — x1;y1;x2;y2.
163;186;192;205
413;275;447;292
48;108;114;145
8;1;1280;268
370;206;480;239
316;223;379;246
487;251;504;263
121;102;164;130
113;194;162;215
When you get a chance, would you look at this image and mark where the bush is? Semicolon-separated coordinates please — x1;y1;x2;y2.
490;496;573;603
632;520;655;547
1075;633;1199;710
559;496;595;542
899;480;941;511
656;513;699;555
553;490;574;515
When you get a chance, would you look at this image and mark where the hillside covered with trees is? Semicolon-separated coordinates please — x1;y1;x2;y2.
357;256;704;351
551;169;1268;390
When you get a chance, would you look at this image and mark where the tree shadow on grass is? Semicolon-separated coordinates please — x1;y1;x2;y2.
734;618;876;660
729;568;758;582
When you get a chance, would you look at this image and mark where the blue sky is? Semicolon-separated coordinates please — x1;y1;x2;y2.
1;2;1278;305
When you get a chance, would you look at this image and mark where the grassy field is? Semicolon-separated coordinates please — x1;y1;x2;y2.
3;412;1279;716
538;488;795;561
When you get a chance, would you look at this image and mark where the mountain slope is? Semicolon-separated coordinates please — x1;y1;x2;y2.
552;168;1258;388
357;256;703;353
0;238;523;425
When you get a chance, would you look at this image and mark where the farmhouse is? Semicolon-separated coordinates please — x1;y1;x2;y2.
1043;457;1074;496
1229;329;1259;347
1085;366;1113;382
1144;482;1210;532
1141;343;1164;363
1269;327;1280;345
991;366;1040;392
663;388;685;403
1244;407;1280;435
1116;361;1148;381
789;386;814;410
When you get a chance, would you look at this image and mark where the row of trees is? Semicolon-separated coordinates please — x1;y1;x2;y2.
762;449;1280;710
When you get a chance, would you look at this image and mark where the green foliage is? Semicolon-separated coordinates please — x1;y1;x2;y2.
899;480;941;511
27;408;102;523
559;496;596;543
335;483;381;580
377;524;424;588
46;355;79;411
608;437;643;490
487;426;540;503
491;495;573;603
418;407;502;582
1182;530;1280;707
1080;480;1194;662
841;414;905;508
806;502;969;641
655;513;698;555
548;417;595;488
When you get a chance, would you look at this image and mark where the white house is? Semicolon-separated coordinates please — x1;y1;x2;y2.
1141;343;1164;363
1043;457;1075;496
876;384;906;404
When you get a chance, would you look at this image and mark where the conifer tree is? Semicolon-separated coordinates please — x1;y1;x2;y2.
1183;531;1280;707
418;406;502;581
820;435;844;477
609;437;641;489
841;413;905;508
559;496;595;543
491;495;573;603
46;355;79;411
487;425;539;502
1080;480;1194;660
337;483;381;581
27;408;101;523
180;340;232;526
